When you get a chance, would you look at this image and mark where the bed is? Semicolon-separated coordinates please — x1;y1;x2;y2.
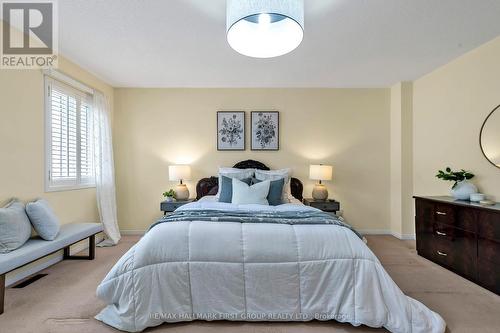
95;160;445;333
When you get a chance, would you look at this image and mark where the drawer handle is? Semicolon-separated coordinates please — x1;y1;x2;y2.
436;211;447;216
436;231;447;236
437;250;448;257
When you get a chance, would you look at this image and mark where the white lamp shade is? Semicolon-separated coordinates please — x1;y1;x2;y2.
226;0;304;58
169;165;191;181
309;165;333;181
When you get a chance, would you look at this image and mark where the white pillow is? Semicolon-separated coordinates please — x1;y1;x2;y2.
231;178;270;205
254;168;294;202
216;167;255;197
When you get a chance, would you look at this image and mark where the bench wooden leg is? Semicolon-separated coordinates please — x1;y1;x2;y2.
0;273;5;314
63;235;96;260
89;234;95;260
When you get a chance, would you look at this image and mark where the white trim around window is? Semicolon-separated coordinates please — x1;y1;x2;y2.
44;73;96;192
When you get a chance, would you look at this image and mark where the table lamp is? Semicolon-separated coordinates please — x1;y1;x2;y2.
169;165;191;200
309;164;333;201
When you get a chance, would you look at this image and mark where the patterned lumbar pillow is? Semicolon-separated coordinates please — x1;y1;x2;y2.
26;199;60;241
0;199;32;253
231;178;270;205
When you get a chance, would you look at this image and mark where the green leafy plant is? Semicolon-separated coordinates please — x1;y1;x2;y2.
436;167;474;189
162;189;176;198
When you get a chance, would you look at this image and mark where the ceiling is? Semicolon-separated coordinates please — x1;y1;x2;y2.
58;0;500;88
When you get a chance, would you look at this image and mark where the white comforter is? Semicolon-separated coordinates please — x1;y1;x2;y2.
95;200;445;332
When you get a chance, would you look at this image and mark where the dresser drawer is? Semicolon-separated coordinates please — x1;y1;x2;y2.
428;223;477;280
431;203;477;232
434;203;455;225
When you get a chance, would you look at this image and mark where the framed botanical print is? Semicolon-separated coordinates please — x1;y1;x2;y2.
217;111;245;151
251;111;279;150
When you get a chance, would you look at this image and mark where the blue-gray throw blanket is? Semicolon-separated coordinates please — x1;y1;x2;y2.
150;209;363;240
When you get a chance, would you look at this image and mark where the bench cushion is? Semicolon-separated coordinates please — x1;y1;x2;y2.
0;223;103;275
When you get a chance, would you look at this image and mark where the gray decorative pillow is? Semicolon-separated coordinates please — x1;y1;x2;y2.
218;176;252;203
0;199;32;253
26;199;60;241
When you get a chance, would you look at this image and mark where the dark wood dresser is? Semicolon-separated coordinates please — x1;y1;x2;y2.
414;196;500;295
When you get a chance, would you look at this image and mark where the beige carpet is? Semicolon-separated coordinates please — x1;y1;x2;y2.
1;235;499;333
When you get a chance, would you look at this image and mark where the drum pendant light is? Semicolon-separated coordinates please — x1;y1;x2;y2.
226;0;304;58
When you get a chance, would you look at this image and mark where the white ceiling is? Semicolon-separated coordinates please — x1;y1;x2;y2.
58;0;500;88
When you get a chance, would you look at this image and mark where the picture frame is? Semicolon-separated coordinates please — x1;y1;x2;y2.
217;111;245;151
251;111;279;150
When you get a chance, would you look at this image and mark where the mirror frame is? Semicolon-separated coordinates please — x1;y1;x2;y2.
479;104;500;169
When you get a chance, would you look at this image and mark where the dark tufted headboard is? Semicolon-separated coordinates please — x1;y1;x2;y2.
196;159;303;201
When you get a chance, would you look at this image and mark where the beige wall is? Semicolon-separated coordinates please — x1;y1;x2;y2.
113;88;391;232
413;36;500;203
3;24;499;243
0;56;113;223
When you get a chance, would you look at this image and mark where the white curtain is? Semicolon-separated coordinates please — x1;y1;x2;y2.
93;91;121;246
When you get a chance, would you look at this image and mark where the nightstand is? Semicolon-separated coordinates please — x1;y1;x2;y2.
160;199;195;215
303;198;340;214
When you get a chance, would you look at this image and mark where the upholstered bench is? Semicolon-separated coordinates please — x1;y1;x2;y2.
0;222;103;314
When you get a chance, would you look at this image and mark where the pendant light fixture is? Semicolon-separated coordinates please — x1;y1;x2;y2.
226;0;304;58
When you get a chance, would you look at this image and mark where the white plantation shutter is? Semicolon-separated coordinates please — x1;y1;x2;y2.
46;77;95;190
80;99;94;184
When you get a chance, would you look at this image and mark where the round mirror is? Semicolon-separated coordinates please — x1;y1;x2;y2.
480;104;500;169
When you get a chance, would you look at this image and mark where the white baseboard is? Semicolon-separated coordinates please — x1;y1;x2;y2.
358;229;415;240
390;232;416;240
6;233;104;287
358;229;392;235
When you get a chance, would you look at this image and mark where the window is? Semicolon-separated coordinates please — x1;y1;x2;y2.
45;76;95;191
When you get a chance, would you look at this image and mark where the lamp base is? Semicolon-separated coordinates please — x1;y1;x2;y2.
312;184;328;201
175;184;190;201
